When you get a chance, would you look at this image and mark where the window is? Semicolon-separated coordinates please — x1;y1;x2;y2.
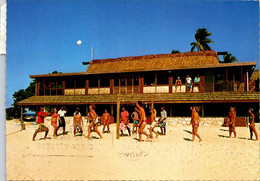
114;77;119;86
100;77;110;87
76;79;85;88
66;79;75;88
120;78;126;86
144;74;155;86
89;77;98;87
133;77;139;86
157;73;169;85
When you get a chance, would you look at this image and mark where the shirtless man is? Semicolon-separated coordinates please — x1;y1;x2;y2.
85;104;103;139
248;108;258;141
191;106;202;142
149;108;159;139
175;76;182;92
120;107;131;136
101;109;110;133
228;107;236;138
136;101;150;142
73;110;83;136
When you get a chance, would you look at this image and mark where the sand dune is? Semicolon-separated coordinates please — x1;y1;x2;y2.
6;120;259;180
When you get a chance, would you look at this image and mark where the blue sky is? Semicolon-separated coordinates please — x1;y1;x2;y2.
6;0;259;108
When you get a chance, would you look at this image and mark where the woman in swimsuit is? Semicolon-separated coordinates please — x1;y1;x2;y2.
191;106;202;142
51;108;62;137
228;107;236;138
85;104;103;139
136;101;150;142
248;108;258;141
149;108;159;139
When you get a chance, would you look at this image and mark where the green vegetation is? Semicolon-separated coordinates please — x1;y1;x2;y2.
190;28;214;52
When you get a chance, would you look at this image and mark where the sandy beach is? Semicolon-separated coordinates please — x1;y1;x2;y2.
6;119;259;180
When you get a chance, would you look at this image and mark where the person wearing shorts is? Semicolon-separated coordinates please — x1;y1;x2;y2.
73;110;83;136
158;107;167;135
149;108;159;139
131;108;139;134
32;107;51;141
57;106;67;135
120;107;131;136
186;75;193;93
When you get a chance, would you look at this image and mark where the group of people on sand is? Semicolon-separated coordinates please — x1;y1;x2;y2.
33;106;67;141
118;102;167;142
32;103;258;142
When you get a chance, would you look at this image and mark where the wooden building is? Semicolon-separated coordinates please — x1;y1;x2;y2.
17;50;259;120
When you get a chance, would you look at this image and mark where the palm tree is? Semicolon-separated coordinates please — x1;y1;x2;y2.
222;53;238;63
190;28;214;52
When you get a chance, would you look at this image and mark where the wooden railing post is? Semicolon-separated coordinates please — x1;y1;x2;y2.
169;76;173;93
116;94;120;139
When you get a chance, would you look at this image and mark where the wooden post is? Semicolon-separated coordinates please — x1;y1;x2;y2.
212;75;215;92
62;80;65;95
169;76;173;93
20;106;25;130
85;80;89;95
201;104;205;117
200;76;205;93
139;76;143;94
116;94;120;139
170;104;173;117
21;106;23;123
36;82;40;96
151;97;154;108
244;74;247;92
110;78;114;95
111;105;114;116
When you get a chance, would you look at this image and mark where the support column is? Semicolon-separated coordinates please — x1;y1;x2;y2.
139;75;143;94
86;105;89;114
110;78;114;95
85;80;89;95
151;97;154;109
62;80;65;95
201;104;205;117
111;105;114;116
20;106;25;130
116;94;120;139
169;104;173;117
169;76;173;93
246;70;249;92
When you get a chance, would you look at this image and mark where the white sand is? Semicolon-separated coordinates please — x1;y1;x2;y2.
6;120;260;180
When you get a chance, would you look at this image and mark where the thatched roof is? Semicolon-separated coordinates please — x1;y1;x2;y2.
86;50;220;73
17;92;259;106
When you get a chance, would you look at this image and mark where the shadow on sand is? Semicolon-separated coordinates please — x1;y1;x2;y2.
183;138;192;142
218;135;229;138
219;129;229;132
39;137;51;140
183;130;192;134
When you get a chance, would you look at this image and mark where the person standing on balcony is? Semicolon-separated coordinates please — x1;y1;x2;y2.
192;75;200;92
158;106;167;135
57;106;67;135
248;108;258;141
120;107;131;136
175;76;182;92
228;107;237;138
186;75;193;93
